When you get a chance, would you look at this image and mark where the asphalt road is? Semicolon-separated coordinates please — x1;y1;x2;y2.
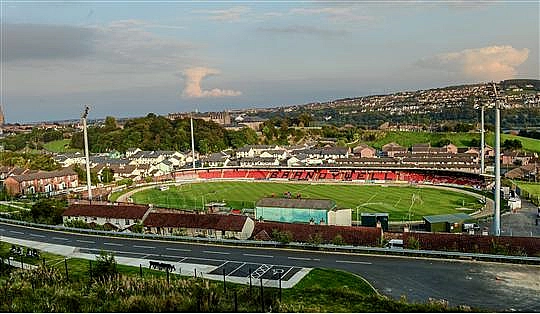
1;222;539;312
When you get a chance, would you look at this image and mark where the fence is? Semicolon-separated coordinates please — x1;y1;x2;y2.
1;217;539;264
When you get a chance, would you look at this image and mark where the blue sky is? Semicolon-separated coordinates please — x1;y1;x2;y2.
1;1;538;122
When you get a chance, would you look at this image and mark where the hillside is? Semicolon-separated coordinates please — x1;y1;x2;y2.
359;131;540;153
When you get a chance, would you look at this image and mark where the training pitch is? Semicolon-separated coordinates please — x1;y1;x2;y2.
130;181;482;221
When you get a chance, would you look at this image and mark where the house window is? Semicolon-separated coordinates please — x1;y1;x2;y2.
125;219;130;225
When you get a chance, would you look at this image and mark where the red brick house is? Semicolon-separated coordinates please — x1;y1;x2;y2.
4;168;78;196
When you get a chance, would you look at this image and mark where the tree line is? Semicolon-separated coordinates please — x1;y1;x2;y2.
70;114;259;154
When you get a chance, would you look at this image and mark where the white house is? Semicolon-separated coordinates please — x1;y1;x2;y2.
62;204;151;231
143;212;255;240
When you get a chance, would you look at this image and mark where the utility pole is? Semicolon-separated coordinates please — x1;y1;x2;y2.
190;114;196;169
492;83;502;236
82;106;92;201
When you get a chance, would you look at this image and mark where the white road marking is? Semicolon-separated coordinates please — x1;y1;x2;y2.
77;240;95;244
29;233;45;238
166;247;191;252
229;263;246;276
53;237;69;241
133;245;155;249
243;253;274;258
335;260;372;265
104;242;123;247
9;230;24;234
203;250;230;255
287;257;311;261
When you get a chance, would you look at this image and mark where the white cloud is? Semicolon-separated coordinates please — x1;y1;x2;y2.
182;67;242;98
195;6;250;22
290;7;373;23
417;45;529;81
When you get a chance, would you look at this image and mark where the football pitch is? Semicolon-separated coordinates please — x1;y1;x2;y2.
131;181;482;221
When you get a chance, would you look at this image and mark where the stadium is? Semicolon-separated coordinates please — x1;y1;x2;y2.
122;167;488;226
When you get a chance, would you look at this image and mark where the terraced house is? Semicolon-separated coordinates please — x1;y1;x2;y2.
4;168;78;196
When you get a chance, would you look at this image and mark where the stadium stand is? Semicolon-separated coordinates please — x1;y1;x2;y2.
176;168;484;188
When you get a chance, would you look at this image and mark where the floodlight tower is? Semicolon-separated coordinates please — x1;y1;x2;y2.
492;83;502;236
480;104;485;175
190;114;196;169
81;106;92;202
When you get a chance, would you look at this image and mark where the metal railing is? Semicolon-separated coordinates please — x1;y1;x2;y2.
1;217;539;264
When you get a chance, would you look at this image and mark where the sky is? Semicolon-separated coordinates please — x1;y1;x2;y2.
1;0;539;123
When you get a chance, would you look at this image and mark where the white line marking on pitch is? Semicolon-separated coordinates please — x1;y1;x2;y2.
133;245;155;249
104;242;123;247
166;247;191;252
77;240;95;244
53;237;69;241
29;233;45;238
243;253;273;258
9;230;24;234
203;250;230;255
335;260;372;265
288;257;311;261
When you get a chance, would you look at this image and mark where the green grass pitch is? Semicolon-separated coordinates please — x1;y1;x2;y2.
131;181;482;221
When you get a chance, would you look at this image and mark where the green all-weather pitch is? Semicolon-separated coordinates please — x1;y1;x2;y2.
130;181;482;221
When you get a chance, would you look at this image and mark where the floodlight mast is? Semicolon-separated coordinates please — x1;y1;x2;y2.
480;104;485;175
81;106;92;202
492;83;501;236
190;114;196;169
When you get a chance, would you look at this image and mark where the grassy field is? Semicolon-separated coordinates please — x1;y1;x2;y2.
42;139;80;153
516;182;540;195
362;131;540;153
130;181;481;221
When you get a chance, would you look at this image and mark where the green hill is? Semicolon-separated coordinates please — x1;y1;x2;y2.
361;131;540;153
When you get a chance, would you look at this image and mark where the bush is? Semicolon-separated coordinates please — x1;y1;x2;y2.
406;236;420;250
332;234;345;245
272;229;293;244
93;251;117;281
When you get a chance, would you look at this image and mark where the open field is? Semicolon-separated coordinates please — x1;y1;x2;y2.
131;181;481;221
515;182;540;196
42;139;80;153
363;131;540;153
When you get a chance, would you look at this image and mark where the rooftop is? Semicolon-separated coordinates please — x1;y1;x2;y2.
256;197;336;210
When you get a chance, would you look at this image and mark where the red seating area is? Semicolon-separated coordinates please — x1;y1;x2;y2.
178;168;484;188
246;170;268;179
198;170;222;179
222;170;248;178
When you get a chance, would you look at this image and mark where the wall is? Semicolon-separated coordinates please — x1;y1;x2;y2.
403;232;540;256
255;206;328;224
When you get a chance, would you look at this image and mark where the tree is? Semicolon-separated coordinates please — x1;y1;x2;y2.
93;251;117;281
30;198;67;225
434;138;450;147
101;168;114;184
502;139;522;151
103;116;118;132
298;113;312;127
469;138;480;147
